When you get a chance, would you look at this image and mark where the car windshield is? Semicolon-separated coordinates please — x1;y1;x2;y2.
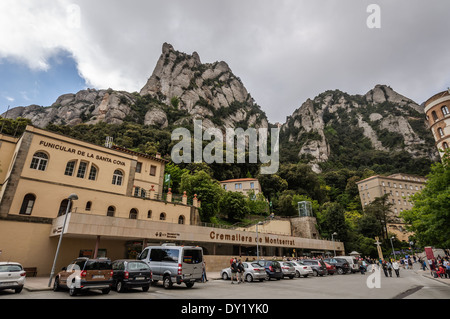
182;249;202;264
0;264;22;272
251;263;263;268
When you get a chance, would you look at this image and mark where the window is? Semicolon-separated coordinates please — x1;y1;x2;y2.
77;161;88;178
85;201;92;211
160;212;166;220
19;194;36;215
178;215;185;224
58;199;70;217
150;165;157;176
65;161;76;176
147;210;152;218
129;208;138;219
88;165;98;181
443;142;449;150
30;152;48;171
432;111;438;122
235;183;242;189
136;162;142;173
250;182;254;189
112;170;123;186
442;105;449;116
107;206;115;217
438;127;444;138
223;184;227;190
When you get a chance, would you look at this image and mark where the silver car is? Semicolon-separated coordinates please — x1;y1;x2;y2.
0;262;26;293
290;261;314;278
279;261;296;279
221;262;266;282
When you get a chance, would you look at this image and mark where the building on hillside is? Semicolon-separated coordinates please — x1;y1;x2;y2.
356;173;426;241
424;89;450;158
219;178;262;196
0;126;345;275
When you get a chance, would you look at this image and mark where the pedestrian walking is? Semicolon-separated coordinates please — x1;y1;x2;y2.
201;260;208;283
422;260;428;271
392;260;400;277
408;258;412;270
387;261;393;277
230;258;239;284
382;261;389;277
237;259;245;283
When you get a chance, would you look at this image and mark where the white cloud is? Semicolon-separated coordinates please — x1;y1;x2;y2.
1;0;449;123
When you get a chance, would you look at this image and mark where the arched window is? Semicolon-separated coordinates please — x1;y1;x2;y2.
85;201;92;211
64;160;76;176
129;208;138;219
19;194;36;215
58;199;70;217
438;127;444;138
443;142;449;150
432;111;438;122
159;212;166;221
76;161;88;178
112;170;123;186
442;105;449;116
147;210;152;218
178;215;185;224
107;206;115;217
30;152;48;171
88;165;98;181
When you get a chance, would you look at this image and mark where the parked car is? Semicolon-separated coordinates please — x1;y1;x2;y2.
257;260;283;280
53;257;113;296
137;244;203;289
290;261;314;278
338;256;359;273
279;262;296;279
112;259;152;292
324;258;350;274
301;259;328;276
220;262;266;282
324;262;336;275
0;262;26;294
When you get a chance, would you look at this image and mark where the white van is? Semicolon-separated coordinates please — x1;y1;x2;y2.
137;244;203;289
338;256;359;273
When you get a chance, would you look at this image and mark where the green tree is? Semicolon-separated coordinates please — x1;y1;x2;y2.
219;191;249;222
180;170;224;222
401;150;450;248
363;194;393;241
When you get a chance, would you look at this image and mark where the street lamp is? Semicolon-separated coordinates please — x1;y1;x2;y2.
48;193;78;287
331;232;338;257
390;236;396;260
256;221;264;262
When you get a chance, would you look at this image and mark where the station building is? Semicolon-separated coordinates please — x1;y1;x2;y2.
0;125;344;275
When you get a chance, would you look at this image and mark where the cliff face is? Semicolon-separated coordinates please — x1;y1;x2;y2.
281;85;438;172
4;43;268;131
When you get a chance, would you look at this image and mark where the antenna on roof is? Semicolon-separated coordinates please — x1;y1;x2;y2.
105;136;113;148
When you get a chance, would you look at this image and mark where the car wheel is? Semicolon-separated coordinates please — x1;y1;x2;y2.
69;287;78;296
313;270;319;277
222;272;229;280
117;280;125;293
303;275;309;278
337;268;344;275
102;288;110;294
163;276;173;289
14;287;23;294
53;277;60;292
245;274;253;282
295;271;301;278
142;285;150;292
289;276;294;279
185;282;194;288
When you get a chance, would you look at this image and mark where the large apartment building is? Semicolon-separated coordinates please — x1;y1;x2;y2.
356;173;426;241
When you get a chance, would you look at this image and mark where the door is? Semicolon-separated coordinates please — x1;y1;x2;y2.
181;249;203;280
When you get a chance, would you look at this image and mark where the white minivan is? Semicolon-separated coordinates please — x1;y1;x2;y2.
137;244;203;289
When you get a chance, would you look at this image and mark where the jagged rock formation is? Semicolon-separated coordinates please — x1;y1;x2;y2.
281;85;438;172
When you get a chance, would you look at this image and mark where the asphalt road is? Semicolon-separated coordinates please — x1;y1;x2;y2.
1;267;449;300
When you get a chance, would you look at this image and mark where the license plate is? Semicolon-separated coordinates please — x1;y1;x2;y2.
0;282;14;286
93;275;104;279
135;277;145;280
276;269;280;272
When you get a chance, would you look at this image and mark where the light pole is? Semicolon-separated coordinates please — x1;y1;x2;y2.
48;193;78;287
256;221;263;262
331;232;337;257
390;236;396;260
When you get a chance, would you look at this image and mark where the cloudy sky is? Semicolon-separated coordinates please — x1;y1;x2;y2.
1;0;449;123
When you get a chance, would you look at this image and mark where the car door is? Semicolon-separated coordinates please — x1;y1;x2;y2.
59;260;80;287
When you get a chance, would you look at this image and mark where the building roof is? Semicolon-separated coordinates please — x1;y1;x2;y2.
219;178;259;183
356;173;426;184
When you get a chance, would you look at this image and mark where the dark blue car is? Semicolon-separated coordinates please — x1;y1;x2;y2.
257;260;282;280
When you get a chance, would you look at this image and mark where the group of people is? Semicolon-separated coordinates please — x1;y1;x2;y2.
380;259;401;277
229;257;246;284
423;255;450;279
